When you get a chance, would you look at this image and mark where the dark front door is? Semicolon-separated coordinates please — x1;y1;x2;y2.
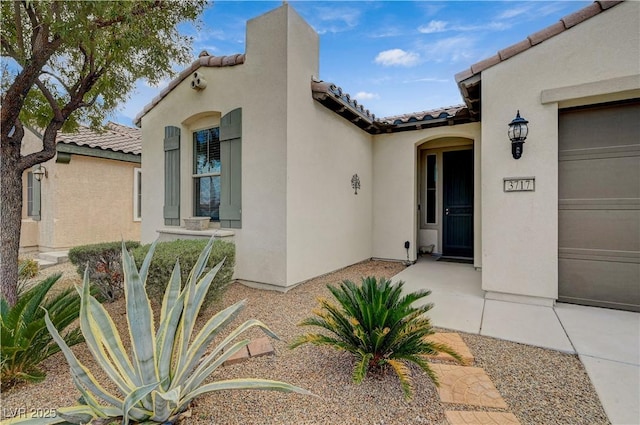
443;149;474;258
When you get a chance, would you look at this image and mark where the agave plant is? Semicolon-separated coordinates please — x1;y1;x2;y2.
290;276;463;400
1;274;83;389
3;238;309;424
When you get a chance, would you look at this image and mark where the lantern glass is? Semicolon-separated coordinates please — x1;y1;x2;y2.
508;111;529;142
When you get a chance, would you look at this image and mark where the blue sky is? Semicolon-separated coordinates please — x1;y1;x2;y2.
115;0;591;126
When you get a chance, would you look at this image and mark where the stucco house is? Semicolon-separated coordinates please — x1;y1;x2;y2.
20;122;141;254
136;1;639;312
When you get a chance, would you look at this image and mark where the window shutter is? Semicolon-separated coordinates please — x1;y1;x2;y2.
164;126;181;226
29;170;41;221
220;108;242;228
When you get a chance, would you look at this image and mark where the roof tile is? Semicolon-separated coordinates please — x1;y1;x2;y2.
528;21;566;46
454;68;474;83
561;2;602;29
57;122;141;155
597;1;623;10
134;53;246;125
498;39;532;61
383;105;468;125
470;54;501;74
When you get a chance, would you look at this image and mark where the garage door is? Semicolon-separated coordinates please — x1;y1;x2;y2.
558;100;640;312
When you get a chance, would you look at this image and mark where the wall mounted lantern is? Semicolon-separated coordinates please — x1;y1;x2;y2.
508;110;529;159
33;165;47;181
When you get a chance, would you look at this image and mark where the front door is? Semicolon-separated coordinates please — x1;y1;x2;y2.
443;149;474;258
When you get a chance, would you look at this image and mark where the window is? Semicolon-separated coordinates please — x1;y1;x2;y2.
133;168;142;221
193;127;221;220
426;154;437;224
27;172;34;216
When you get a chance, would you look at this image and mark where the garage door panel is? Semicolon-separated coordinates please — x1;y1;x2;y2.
559;100;640;312
558;258;640;312
559;209;640;252
559;155;640;199
559;102;640;151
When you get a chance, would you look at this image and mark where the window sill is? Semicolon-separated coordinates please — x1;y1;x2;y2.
156;226;235;242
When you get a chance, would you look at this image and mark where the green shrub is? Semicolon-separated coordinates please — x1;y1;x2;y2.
68;241;140;302
290;277;464;400
17;258;39;296
18;258;39;279
1;274;83;389
132;239;235;309
5;238;309;424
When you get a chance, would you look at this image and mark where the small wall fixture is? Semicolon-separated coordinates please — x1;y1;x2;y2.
351;174;361;195
508;110;529;159
33;165;47;181
190;72;207;90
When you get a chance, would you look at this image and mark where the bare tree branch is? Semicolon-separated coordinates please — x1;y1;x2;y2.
13;1;24;59
34;77;64;121
40;70;73;93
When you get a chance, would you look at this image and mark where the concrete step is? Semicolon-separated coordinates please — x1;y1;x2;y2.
38;251;69;264
34;259;57;269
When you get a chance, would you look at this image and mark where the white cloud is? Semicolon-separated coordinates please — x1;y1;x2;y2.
354;91;380;101
418;36;477;63
497;5;532;20
374;49;420;67
309;6;361;34
418;20;448;34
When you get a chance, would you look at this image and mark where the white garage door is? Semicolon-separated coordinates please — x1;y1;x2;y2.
558;100;640;312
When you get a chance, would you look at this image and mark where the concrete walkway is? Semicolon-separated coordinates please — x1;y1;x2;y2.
393;258;640;425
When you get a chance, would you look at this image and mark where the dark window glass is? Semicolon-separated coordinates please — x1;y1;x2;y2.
426;155;436;224
193;128;220;220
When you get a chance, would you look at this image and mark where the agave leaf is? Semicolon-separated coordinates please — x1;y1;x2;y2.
43;311;123;408
182;339;251;395
79;274;138;393
182;317;279;394
155;289;186;390
175;298;247;385
122;381;159;425
121;244;158;386
175;238;217;373
158;259;181;330
138;240;158;287
150;387;181;422
181;378;312;411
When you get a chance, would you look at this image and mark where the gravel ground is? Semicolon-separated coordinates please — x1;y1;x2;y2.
2;260;609;425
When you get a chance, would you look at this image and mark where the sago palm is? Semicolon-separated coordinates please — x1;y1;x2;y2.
1;274;83;389
290;276;463;399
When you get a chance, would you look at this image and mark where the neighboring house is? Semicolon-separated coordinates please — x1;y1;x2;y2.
136;1;639;311
20;122;142;252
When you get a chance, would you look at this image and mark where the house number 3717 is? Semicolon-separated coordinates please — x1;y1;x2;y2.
503;178;535;192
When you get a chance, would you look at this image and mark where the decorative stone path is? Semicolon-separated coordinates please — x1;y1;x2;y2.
223;337;275;366
427;332;522;425
445;411;520;425
426;332;475;364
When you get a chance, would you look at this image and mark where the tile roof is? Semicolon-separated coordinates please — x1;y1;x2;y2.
134;51;245;126
311;79;472;134
455;1;624;118
455;1;622;84
57;122;141;155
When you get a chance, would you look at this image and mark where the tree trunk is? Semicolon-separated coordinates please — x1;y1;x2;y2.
1;142;24;306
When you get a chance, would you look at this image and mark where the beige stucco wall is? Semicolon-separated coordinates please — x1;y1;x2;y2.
480;1;640;302
141;5;376;288
372;123;482;267
19;128;140;251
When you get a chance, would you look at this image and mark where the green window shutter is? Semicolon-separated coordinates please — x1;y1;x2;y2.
219;108;242;228
28;170;41;221
164;126;181;226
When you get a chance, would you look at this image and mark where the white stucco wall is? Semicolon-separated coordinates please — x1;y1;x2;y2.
284;9;374;285
480;1;640;302
372;123;481;265
141;5;375;289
